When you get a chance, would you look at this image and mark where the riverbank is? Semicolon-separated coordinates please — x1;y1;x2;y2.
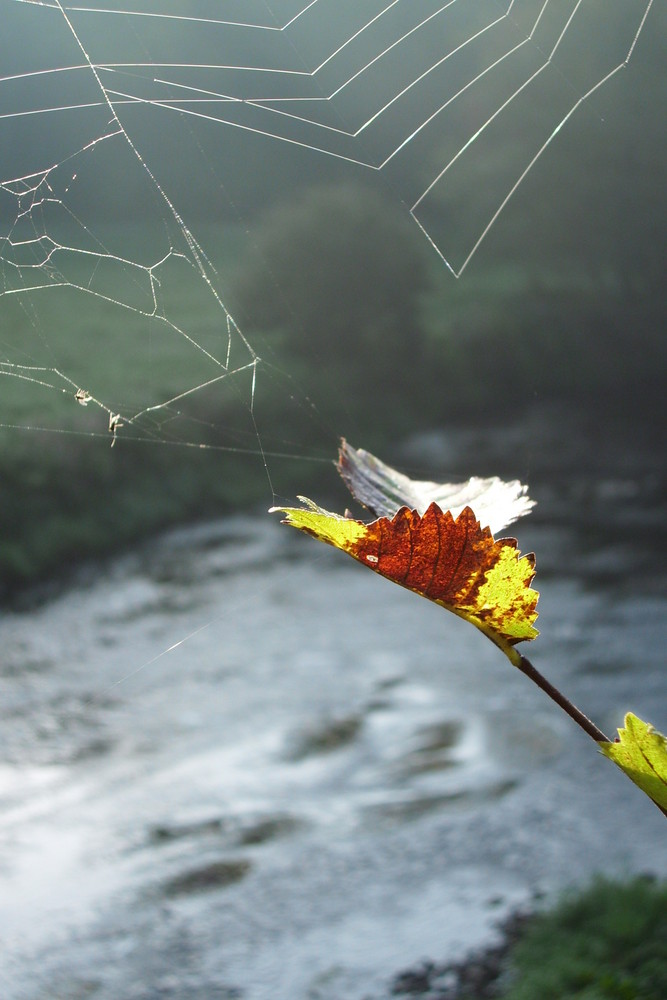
390;876;667;999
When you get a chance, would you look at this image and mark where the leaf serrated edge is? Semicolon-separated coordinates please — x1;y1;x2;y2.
599;712;667;812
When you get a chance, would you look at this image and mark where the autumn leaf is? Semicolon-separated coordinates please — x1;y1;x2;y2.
600;713;667;812
270;444;538;664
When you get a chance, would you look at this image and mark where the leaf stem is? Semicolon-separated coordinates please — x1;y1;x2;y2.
515;653;609;743
516;653;667;820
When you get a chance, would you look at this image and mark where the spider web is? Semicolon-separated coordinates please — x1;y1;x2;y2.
0;0;657;483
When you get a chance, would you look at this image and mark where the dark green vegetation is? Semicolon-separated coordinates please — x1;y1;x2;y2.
1;189;664;600
501;876;667;1000
391;876;667;999
232;177;665;434
231;183;431;391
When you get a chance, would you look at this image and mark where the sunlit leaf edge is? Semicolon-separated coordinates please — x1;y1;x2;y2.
599;712;667;811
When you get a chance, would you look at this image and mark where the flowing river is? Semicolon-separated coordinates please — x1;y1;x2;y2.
1;421;666;1000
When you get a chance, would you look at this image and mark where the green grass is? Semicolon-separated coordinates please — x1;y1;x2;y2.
497;877;667;1000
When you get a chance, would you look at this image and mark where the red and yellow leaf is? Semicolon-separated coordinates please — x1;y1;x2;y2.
271;496;538;664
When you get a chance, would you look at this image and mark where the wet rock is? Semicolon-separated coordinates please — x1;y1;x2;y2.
364;780;517;827
149;817;226;844
391;961;436;995
161;859;251;897
390;908;532;998
399;720;464;775
237;814;302;845
285;713;363;760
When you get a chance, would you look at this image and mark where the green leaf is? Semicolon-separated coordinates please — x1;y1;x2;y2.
600;713;667;811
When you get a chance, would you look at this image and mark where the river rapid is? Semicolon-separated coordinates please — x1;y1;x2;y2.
1;420;666;1000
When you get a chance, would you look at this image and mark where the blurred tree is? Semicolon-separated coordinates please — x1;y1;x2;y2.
231;181;431;389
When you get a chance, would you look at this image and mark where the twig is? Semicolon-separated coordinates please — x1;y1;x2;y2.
516;653;609;743
516;653;667;820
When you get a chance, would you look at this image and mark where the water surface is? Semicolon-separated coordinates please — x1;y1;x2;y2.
1;427;666;1000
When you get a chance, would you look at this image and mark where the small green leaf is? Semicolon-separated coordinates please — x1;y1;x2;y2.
600;713;667;811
